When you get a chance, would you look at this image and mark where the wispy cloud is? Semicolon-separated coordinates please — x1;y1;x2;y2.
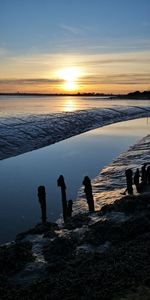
78;57;150;67
80;73;150;85
0;78;64;93
60;23;84;35
87;38;150;53
1;50;150;70
0;78;63;85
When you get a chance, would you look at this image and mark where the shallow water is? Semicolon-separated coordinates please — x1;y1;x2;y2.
0;95;150;116
0;117;149;243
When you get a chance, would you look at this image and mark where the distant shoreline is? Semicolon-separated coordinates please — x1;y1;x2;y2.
0;90;150;99
0;92;113;97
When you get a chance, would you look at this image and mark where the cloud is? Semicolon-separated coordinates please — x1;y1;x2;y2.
78;57;150;67
0;78;65;93
78;73;150;85
0;78;63;85
60;24;84;35
87;38;150;53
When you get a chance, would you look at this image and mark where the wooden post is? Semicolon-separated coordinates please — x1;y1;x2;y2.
38;186;47;224
67;199;73;217
125;169;133;194
57;175;67;222
82;176;95;212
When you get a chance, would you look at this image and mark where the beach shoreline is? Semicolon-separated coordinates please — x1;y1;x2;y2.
75;134;150;214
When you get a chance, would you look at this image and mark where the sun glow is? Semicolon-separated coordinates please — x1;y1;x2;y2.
57;67;81;91
64;81;77;91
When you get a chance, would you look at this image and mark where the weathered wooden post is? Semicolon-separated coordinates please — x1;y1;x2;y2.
134;168;140;192
141;164;147;184
38;185;47;224
125;168;133;194
147;166;150;185
67;199;73;218
82;176;95;212
57;175;67;222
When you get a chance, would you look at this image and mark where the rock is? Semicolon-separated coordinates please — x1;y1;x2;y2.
43;237;75;263
0;240;33;276
64;213;90;230
83;214;150;246
16;222;59;240
101;193;150;215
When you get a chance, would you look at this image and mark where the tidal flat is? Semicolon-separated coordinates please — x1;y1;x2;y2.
0;105;150;160
0;134;150;300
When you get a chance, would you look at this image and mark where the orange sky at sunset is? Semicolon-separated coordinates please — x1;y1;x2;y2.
0;1;150;94
0;50;150;94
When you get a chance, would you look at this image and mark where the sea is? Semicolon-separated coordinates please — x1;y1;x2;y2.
0;95;150;116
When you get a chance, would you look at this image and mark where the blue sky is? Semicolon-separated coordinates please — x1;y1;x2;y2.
0;0;150;93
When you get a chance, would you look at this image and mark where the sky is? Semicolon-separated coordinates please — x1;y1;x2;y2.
0;0;150;94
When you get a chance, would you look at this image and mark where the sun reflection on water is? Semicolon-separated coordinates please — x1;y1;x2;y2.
63;99;77;112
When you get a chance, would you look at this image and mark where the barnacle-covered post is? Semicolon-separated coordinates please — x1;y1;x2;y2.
57;175;68;222
82;176;95;212
67;199;73;217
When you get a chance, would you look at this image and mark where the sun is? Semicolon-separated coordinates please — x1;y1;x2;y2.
64;81;77;91
57;67;80;91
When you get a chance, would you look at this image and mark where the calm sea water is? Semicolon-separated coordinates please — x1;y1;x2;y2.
0;95;150;116
0;117;149;243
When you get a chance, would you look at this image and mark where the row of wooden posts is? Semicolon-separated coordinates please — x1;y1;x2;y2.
38;165;150;224
38;175;95;223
